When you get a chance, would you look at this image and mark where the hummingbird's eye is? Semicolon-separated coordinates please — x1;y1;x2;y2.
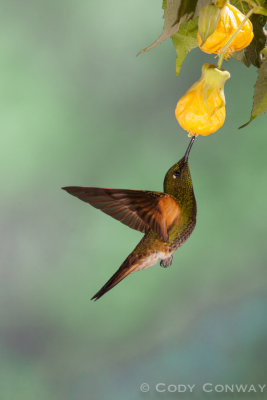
173;169;181;178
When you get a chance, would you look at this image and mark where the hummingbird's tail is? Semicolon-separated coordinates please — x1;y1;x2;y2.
91;247;158;300
91;257;137;301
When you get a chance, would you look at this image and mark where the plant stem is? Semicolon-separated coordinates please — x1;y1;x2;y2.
217;7;256;69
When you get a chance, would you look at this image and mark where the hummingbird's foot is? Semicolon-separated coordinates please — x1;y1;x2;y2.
160;256;173;268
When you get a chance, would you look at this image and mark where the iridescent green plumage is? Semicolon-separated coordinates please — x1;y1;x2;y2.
63;137;197;300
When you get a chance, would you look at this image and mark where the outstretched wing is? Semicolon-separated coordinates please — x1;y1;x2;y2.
62;186;180;242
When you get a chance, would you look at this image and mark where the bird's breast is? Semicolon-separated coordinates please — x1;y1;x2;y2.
167;216;196;251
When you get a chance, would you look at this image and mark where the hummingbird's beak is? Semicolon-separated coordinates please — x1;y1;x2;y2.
184;136;196;162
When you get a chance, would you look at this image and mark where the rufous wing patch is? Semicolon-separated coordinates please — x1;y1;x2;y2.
62;187;180;241
158;195;181;237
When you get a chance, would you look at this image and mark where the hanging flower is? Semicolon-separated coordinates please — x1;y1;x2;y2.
198;1;254;58
175;64;230;137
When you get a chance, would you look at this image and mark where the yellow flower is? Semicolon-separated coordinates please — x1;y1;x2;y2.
198;1;254;57
175;64;230;137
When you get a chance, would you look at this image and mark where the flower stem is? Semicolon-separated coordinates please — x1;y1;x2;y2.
217;7;256;69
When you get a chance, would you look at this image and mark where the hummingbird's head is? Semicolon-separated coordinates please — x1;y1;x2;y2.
163;137;196;202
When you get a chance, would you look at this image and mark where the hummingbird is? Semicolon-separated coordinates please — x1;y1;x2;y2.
62;137;197;300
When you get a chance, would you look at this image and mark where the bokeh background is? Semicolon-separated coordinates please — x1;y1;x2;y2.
0;1;267;399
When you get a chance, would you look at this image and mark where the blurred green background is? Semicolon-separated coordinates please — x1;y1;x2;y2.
0;0;267;399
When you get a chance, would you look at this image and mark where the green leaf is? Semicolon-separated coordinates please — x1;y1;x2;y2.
171;18;199;75
137;0;209;55
254;6;267;15
240;0;267;10
231;0;249;15
242;0;258;8
239;47;267;128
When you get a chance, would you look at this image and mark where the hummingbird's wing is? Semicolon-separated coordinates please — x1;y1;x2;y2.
62;186;180;242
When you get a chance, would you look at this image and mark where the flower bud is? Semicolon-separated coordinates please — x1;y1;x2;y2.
175;64;230;137
198;1;254;57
